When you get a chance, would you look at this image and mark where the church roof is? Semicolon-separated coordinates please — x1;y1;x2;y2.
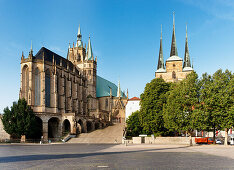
128;97;141;101
96;76;126;98
183;66;193;72
34;47;79;74
166;55;182;61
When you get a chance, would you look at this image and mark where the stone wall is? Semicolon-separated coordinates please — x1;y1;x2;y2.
0;115;10;141
131;137;196;145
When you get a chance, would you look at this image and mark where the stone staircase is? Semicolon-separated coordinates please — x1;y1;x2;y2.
68;123;124;144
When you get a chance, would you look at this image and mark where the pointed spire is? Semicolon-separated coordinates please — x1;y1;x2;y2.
117;80;121;98
127;89;129;99
21;51;24;60
86;35;93;60
76;24;82;47
157;24;165;70
183;24;192;68
170;12;178;57
30;41;33;53
69;42;71;48
29;41;33;56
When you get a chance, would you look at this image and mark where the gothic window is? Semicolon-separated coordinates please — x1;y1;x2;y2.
22;65;29;100
34;68;41;106
105;98;108;110
45;69;51;107
88;70;91;75
160;75;162;79
64;75;67;111
172;71;176;79
57;73;60;109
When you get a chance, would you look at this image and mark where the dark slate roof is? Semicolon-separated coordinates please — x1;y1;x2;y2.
34;47;79;74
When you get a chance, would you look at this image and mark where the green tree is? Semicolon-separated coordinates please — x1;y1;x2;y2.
126;111;142;137
1;98;39;139
163;71;200;136
197;69;233;144
140;78;170;135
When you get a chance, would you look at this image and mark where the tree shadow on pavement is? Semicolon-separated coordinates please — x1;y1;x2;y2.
0;146;190;163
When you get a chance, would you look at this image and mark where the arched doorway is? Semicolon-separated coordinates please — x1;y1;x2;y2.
87;121;93;132
62;119;71;135
77;119;84;133
48;117;60;139
95;122;100;130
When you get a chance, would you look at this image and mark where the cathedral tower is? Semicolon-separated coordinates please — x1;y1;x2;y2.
155;13;193;82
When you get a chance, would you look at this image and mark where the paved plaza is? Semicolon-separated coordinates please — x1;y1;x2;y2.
0;143;233;169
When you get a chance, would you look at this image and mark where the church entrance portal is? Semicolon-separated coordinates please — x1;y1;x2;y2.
78;119;84;133
62;119;71;135
87;121;93;132
48;117;60;139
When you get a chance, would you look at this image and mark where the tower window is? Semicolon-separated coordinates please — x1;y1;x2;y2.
172;71;176;79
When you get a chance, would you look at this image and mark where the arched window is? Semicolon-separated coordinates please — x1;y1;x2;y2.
105;98;108;110
57;72;60;109
172;71;176;79
22;65;29;100
64;75;67;111
34;68;41;106
45;69;51;107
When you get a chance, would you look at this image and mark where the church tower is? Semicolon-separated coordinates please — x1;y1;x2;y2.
67;25;97;99
155;13;193;82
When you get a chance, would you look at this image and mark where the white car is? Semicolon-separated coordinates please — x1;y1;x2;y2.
215;139;222;144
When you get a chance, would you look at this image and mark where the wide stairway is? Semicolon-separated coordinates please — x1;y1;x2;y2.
68;123;124;144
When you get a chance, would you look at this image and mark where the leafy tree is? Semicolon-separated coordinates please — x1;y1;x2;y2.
1;98;39;139
163;71;200;136
140;78;170;135
126;111;142;137
197;69;233;144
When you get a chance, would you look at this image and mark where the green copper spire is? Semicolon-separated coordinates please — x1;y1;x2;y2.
183;24;191;68
86;35;93;60
76;24;82;47
157;25;165;70
170;12;178;56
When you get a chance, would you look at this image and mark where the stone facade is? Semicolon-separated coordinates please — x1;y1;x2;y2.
155;59;192;82
19;27;127;142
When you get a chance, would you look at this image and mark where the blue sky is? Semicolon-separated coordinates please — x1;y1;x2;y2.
0;0;233;113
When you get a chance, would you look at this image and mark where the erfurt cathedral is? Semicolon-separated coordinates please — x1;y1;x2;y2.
20;25;128;141
155;14;193;82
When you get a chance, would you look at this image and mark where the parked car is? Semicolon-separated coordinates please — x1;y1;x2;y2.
195;137;214;144
228;134;234;145
215;139;222;144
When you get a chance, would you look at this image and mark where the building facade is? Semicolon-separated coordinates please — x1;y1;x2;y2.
19;25;128;141
155;15;193;82
125;97;141;120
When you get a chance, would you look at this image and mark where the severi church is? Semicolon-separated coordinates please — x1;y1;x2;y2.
20;25;128;141
155;14;193;82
